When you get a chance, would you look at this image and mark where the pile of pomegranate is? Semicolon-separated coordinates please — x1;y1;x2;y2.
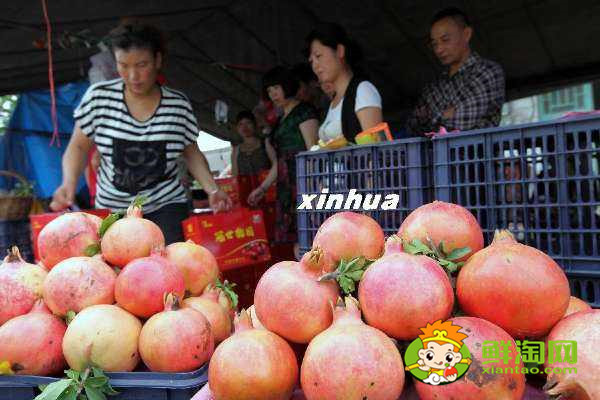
1;199;597;400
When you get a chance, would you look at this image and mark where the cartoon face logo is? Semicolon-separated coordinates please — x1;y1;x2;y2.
404;320;472;386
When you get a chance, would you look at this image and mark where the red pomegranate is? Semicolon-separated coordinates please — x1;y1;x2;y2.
414;316;525;400
139;294;214;372
166;240;219;295
38;212;102;269
358;252;454;340
254;259;339;343
301;297;405;400
544;310;600;400
209;310;298;400
183;291;232;343
62;304;142;372
305;212;385;268
0;247;47;325
0;300;66;375
43;256;116;317
457;230;570;338
563;296;592;318
101;205;165;267
398;201;484;261
115;251;185;318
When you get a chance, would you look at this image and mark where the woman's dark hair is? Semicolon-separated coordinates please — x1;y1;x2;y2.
304;23;363;70
108;24;166;56
262;66;299;100
235;110;256;125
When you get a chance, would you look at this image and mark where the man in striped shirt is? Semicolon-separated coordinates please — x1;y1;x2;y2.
50;24;232;243
407;7;505;135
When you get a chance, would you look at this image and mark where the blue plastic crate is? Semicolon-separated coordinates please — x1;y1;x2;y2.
568;271;600;308
433;115;600;274
0;219;33;263
0;364;208;400
296;138;432;253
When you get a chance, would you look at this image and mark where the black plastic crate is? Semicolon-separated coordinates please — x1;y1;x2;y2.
296;138;432;254
0;365;208;400
433;115;600;274
0;219;33;262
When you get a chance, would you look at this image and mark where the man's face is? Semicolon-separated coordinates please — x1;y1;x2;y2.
430;17;472;66
418;342;462;369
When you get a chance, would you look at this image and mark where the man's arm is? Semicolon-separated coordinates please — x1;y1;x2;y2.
407;86;438;136
50;124;93;211
183;144;232;212
441;63;505;131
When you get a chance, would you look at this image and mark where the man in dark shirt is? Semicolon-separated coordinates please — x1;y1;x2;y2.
408;7;505;135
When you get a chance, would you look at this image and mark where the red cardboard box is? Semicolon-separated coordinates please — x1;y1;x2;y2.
29;209;111;262
182;208;271;271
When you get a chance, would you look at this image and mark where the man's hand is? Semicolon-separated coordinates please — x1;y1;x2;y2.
208;189;232;213
443;106;456;120
446;373;458;382
247;187;264;207
50;183;76;211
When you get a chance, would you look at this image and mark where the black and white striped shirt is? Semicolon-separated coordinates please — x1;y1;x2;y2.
74;78;198;213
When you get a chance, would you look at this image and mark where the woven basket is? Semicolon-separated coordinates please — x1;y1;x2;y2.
0;171;33;221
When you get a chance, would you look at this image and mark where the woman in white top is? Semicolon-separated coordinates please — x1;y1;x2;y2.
306;23;383;144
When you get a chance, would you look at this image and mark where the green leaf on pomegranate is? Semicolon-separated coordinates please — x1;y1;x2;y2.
84;384;106;400
65;370;79;381
84;243;101;257
216;279;239;309
86;376;108;388
446;247;471;261
34;379;72;400
65;311;76;325
58;386;78;400
98;213;122;238
131;194;149;209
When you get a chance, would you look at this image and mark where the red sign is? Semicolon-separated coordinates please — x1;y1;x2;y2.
182;208;270;271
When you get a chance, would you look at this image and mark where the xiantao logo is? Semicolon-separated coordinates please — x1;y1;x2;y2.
297;189;400;211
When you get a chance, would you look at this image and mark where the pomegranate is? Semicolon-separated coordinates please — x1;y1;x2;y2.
414;317;525;400
203;281;237;319
166;240;219;295
139;294;214;372
183;291;232;343
301;297;405;400
0;300;66;375
358;252;454;340
115;251;185;318
254;260;339;343
398;201;484;261
564;296;592;318
544;310;600;400
38;212;102;269
101;205;165;267
457;230;570;338
62;304;142;372
305;212;385;269
43;256;116;317
209;310;298;400
0;247;47;325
